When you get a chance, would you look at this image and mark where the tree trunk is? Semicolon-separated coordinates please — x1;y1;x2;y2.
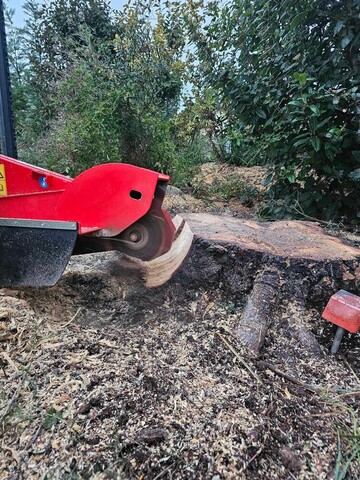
179;214;360;357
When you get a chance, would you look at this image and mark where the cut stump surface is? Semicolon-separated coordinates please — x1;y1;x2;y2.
183;213;360;261
181;214;360;356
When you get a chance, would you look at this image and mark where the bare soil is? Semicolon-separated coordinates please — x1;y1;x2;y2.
1;165;359;480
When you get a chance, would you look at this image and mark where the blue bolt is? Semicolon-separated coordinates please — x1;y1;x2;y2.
39;176;48;188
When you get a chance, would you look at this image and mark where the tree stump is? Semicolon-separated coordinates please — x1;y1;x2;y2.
179;214;360;357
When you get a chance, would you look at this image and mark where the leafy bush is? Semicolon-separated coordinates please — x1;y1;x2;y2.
12;0;203;186
174;0;360;223
30;56;123;175
10;0;360;220
261;76;360;222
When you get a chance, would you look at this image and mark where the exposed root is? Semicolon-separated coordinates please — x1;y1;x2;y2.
236;268;281;356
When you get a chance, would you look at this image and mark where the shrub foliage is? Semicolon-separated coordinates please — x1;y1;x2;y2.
173;0;360;222
3;0;360;223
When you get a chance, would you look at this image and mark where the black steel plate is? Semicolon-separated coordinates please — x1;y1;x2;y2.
0;219;77;287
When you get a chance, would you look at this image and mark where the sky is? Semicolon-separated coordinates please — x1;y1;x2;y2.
8;0;127;26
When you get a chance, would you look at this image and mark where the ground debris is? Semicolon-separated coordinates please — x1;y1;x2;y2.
279;446;304;472
135;426;168;445
0;201;359;479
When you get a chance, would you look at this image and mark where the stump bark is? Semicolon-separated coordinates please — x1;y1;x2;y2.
179;214;360;357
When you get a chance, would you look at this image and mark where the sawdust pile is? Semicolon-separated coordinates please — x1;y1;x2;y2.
1;165;359;479
1;260;359;479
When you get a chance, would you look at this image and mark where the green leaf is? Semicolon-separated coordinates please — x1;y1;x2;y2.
255;107;266;119
334;21;344;35
341;34;353;49
288;99;301;106
348;169;360;181
299;73;307;87
290;11;307;30
325;143;336;161
294;137;310;148
264;118;274;127
326;128;342;139
263;173;274;186
293;71;307;87
316;118;331;130
287;173;295;183
311;137;321;152
308;117;318;132
309;105;320;115
44;408;63;430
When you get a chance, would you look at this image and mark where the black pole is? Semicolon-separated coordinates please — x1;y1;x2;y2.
0;0;17;158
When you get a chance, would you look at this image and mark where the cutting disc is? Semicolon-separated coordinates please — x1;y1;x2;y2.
73;213;175;261
114;214;170;260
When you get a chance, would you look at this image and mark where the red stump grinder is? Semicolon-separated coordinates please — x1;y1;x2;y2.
0;155;192;288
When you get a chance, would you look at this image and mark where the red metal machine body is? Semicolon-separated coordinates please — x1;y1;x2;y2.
322;289;360;353
0;154;178;287
0;154;173;236
322;290;360;334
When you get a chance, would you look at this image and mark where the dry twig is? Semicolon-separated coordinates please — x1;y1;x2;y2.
216;332;262;383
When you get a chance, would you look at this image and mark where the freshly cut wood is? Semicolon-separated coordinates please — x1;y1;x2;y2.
181;214;360;356
183;214;360;261
122;215;194;288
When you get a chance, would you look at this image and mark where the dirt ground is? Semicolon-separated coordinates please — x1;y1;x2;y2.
1;164;359;479
164;163;267;219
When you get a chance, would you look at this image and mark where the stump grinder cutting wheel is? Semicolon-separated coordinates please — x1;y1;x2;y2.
0;155;193;288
